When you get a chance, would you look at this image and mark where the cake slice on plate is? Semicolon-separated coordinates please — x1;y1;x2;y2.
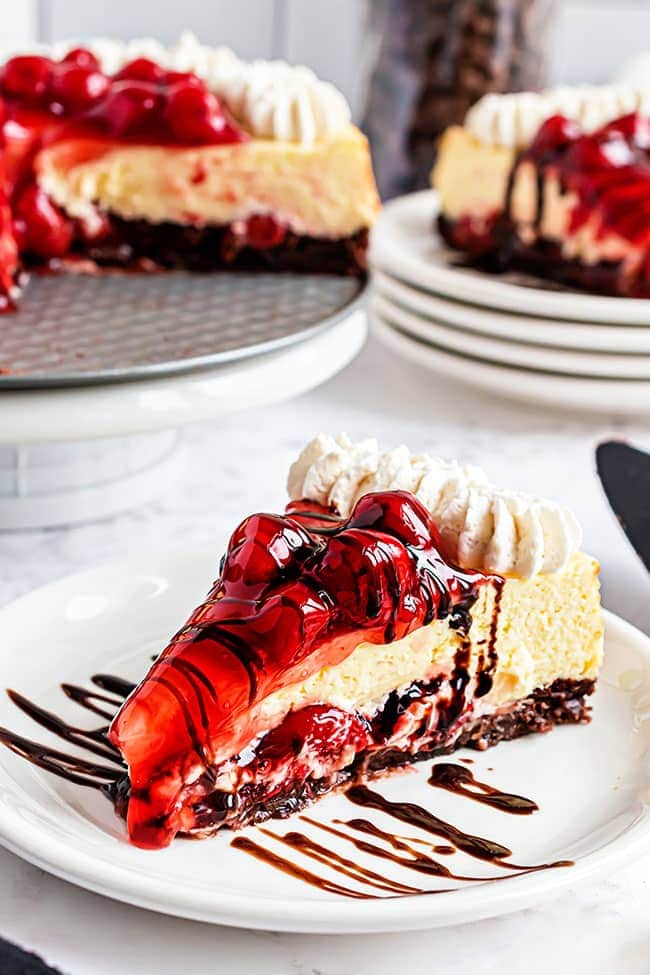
432;84;650;296
108;434;603;849
0;33;379;310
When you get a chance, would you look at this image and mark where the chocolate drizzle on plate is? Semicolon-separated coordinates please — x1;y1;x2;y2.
230;775;571;899
429;762;538;815
0;671;573;900
0;674;131;791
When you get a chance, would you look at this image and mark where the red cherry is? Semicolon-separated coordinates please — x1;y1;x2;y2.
85;80;161;136
14;185;73;258
601;112;650;152
62;47;101;71
114;57;165;84
244;215;287;249
164;70;203;89
1;55;53;104
50;64;110;112
528;114;581;159
223;512;315;590
348;491;439;549
565;137;608;172
10;217;28;252
163;82;242;144
255;705;369;764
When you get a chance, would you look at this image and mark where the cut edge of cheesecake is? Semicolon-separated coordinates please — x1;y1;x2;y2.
0;36;380;310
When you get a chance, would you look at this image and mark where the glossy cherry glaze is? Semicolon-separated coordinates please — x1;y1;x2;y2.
522;112;650;248
109;490;494;849
0;171;19;308
0;51;244;145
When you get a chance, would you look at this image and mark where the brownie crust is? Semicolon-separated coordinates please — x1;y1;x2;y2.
438;213;649;298
72;218;369;277
109;677;594;835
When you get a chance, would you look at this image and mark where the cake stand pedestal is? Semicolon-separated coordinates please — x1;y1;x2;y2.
0;307;366;530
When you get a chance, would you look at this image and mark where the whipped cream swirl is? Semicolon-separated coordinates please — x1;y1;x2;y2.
43;32;351;144
466;84;650;148
288;434;582;579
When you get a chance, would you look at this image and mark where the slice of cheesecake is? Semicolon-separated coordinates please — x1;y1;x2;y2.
108;434;602;850
432;84;650;296
0;33;379;310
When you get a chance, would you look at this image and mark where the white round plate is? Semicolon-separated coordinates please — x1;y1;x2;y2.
373;268;650;354
370;191;650;325
0;310;366;445
372;293;650;379
372;314;650;415
0;547;648;933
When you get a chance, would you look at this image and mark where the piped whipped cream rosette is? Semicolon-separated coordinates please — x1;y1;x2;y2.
288;434;582;579
465;83;650;148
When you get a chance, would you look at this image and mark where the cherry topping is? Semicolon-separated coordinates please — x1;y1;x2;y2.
244;215;287;249
223;512;316;590
600;112;650;146
62;47;101;71
110;489;490;848
255;705;370;765
84;80;162;136
114;57;166;84
14;185;73;258
526;114;582;159
347;492;440;549
163;82;243;145
164;70;204;89
50;64;110;112
1;55;53;104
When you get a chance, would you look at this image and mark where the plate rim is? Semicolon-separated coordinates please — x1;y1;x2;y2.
0;551;648;932
371;292;650;379
372;312;650;415
370;191;650;326
372;268;650;354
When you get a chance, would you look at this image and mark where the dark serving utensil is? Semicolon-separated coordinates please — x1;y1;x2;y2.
0;937;64;974
596;440;650;571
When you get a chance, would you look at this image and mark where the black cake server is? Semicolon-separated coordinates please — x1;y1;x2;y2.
0;937;65;974
596;440;650;571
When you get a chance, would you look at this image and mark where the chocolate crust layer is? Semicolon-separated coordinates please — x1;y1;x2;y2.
108;677;595;835
76;218;369;277
438;213;650;298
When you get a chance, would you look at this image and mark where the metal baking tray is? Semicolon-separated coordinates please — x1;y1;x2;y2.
0;271;366;388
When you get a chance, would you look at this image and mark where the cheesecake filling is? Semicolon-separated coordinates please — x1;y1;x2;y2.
36;127;379;242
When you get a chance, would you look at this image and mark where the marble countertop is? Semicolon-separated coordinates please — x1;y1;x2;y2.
2;335;649;975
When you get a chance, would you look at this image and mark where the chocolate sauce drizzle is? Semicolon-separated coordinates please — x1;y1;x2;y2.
429;762;538;815
0;673;571;901
231;776;571;899
345;784;510;861
0;674;130;791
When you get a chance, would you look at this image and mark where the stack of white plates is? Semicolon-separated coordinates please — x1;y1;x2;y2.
370;190;650;414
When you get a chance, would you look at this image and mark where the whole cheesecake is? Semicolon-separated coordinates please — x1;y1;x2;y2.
0;33;380;310
108;434;603;849
432;84;650;297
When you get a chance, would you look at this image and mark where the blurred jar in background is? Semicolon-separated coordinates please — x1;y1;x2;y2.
362;0;555;199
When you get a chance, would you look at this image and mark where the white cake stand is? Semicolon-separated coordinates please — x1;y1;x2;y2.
0;272;366;530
